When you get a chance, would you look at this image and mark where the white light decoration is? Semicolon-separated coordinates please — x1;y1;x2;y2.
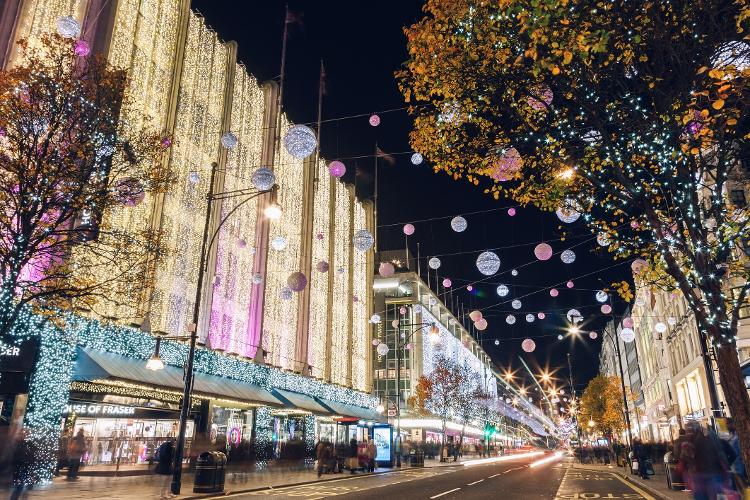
451;216;468;232
506;314;516;325
557;334;564;340
376;343;390;356
353;229;374;251
620;327;636;343
511;269;518;276
270;235;287;251
370;314;381;324
567;309;583;323
411;153;423;165
655;322;667;334
512;299;522;310
712;41;750;72
521;339;536;353
561;249;576;264
189;171;200;184
496;284;509;297
280;287;294;301
668;317;677;326
251;167;275;191
581;129;602;145
428;257;441;270
221;131;238;149
494;339;500;346
597;232;610;247
525;314;535;323
56;16;81;38
476;251;501;276
589;331;598;340
283;124;317;159
556;199;581;223
352;201;369;390
596;290;608;303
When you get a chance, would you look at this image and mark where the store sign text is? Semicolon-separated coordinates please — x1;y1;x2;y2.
0;341;21;357
65;404;136;416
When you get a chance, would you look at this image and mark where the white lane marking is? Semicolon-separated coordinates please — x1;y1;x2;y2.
488;473;501;478
467;479;484;485
429;487;461;498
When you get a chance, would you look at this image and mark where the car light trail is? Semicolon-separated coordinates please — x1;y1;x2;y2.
463;451;544;466
529;451;564;468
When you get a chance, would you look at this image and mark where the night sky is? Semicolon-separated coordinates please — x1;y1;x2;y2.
191;0;633;394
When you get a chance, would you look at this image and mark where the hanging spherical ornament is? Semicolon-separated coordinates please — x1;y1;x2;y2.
589;331;598;340
537;312;546;320
631;259;648;275
511;269;519;276
160;136;172;149
450;216;468;232
337;267;345;274
284;124;317;159
521;338;536;353
476;251;501;276
475;318;488;331
250;167;275;191
113;177;145;207
623;317;634;328
557;334;564;340
280;287;293;301
508;208;516;216
56;16;81;38
488;147;523;182
328;160;346;178
620;327;636;343
353;229;374;251
428;257;441;270
252;273;263;285
188;171;200;184
534;243;553;261
655;322;667;334
506;315;516;325
496;284;509;297
469;310;483;322
567;309;583;323
316;260;329;273
597;232;610;247
405;343;414;351
403;223;415;236
287;272;307;292
667;317;677;326
370;314;381;324
566;281;574;288
556;199;582;223
494;339;500;346
526;84;553;111
466;285;473;292
352;295;359;303
378;262;395;277
316;232;324;241
512;299;522;310
411;152;423;165
376;343;390;356
398;306;407;316
561;249;576;264
237;239;247;249
221;131;238;149
391;320;399;328
525;314;535;323
601;304;612;314
369;114;381;126
74;39;90;57
442;278;452;288
371;338;380;346
270;235;287;251
550;288;559;297
596;290;609;303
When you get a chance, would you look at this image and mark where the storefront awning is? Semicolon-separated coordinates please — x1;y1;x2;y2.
74;348;283;407
271;388;331;414
317;399;381;422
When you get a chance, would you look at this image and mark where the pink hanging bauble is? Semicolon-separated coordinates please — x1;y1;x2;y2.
488;147;523;182
329;161;346;178
526;84;553;111
442;278;452;288
601;304;612;314
403;223;415;236
287;272;308;292
537;312;546;320
378;262;395;277
508;208;516;216
549;288;559;297
466;285;473;292
316;260;329;273
623;317;634;328
369;114;380;126
74;39;90;57
469;310;483;322
475;318;488;331
534;243;553;261
566;281;574;288
521;338;536;353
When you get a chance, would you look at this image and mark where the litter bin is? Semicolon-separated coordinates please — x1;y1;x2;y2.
412;449;425;467
663;452;685;491
193;451;227;494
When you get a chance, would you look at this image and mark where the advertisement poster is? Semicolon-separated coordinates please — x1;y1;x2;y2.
373;427;391;462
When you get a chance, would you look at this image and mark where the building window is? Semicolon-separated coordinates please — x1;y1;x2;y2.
730;189;747;207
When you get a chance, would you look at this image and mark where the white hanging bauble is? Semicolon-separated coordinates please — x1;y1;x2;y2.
561;249;576;264
512;299;522;310
596;290;608;303
450;216;468;232
370;314;381;324
597;232;610;247
496;284;509;297
280;287;294;301
376;343;390;356
252;273;263;285
506;314;516;325
567;309;583;323
353;229;374;251
655;322;667;334
251;167;275;191
221;131;238;149
283;124;317;159
270;235;287;251
525;314;535;323
556;199;581;223
428;257;441;270
620;327;636;343
667;317;677;326
56;16;81;38
411;153;423;165
476;251;501;276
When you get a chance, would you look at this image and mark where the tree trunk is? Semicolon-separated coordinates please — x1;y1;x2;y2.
715;343;750;473
441;417;447;462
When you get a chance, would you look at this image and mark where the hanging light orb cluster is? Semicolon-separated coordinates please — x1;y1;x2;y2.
353;229;374;251
506;314;516;325
428;257;441;270
56;16;81;38
287;272;307;292
476;251;501;276
451;216;468;232
221;131;238;149
403;223;415;235
511;299;522;310
251;167;275;191
378;262;395;277
328;160;346;178
534;243;553;261
411;153;423;165
521;338;536;353
284;124;317;159
556;199;581;223
525;314;535;323
561;249;576;264
496;284;509;297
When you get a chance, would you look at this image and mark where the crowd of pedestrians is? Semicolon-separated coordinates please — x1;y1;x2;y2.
314;438;377;476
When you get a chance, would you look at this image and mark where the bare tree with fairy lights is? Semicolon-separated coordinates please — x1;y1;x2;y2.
399;0;750;467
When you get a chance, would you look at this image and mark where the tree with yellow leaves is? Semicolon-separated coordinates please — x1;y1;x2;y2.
399;0;750;469
580;375;627;442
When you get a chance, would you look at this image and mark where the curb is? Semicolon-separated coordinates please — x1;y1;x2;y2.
574;465;674;500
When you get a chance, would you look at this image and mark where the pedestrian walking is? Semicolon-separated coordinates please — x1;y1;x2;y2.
683;422;729;500
367;439;377;472
10;430;35;500
316;439;330;477
633;438;650;479
66;429;87;480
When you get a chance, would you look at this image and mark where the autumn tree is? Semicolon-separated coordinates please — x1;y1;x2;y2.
579;375;627;441
399;0;750;467
0;35;173;336
418;354;466;458
408;375;434;416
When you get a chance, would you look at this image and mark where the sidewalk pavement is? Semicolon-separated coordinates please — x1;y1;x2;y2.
1;456;481;499
572;462;689;500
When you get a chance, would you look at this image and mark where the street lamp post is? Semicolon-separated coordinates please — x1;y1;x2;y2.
143;162;278;495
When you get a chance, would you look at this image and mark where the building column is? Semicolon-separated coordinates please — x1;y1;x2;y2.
323;180;336;382
346;186;355;387
0;0;22;69
293;156;316;373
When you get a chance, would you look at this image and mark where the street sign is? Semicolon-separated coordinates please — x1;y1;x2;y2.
387;409;397;417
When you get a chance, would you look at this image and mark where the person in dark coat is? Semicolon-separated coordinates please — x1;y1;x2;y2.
155;439;174;475
66;429;87;480
690;423;728;500
633;438;650;479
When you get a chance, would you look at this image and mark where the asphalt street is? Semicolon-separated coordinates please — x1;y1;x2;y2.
211;453;656;500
